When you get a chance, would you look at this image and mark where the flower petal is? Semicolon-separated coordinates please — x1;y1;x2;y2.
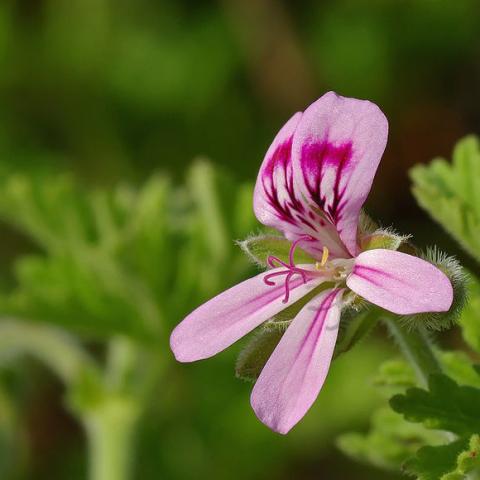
250;288;343;434
170;268;322;362
346;249;453;315
292;91;388;257
253;111;348;259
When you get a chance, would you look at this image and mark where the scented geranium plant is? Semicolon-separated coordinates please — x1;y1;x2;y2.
170;92;457;435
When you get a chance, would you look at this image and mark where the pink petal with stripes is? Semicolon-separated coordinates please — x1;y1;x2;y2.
346;249;453;315
253;111;348;259
292;92;388;257
170;268;323;362
251;288;344;434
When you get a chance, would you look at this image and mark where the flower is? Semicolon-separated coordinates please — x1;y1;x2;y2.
170;92;453;434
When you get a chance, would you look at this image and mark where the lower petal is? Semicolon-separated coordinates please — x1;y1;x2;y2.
346;249;453;315
250;288;343;434
170;269;322;362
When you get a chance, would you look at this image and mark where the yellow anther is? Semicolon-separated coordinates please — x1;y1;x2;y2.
315;247;329;270
320;246;329;266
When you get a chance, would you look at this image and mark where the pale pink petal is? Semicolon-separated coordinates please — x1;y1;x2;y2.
170;268;323;362
292;91;388;257
250;288;344;434
346;249;453;315
253;111;348;259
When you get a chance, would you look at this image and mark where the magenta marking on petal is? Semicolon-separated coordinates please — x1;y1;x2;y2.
300;140;353;224
295;289;338;360
262;138;305;227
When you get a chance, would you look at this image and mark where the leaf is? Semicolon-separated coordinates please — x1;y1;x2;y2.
403;437;470;480
0;161;256;340
235;327;284;382
237;234;314;268
337;408;443;472
390;374;480;436
440;351;480;388
459;273;480;354
404;434;480;480
410;135;480;262
373;359;417;394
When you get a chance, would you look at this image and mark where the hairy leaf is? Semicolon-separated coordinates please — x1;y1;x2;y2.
410;135;480;261
390;374;480;436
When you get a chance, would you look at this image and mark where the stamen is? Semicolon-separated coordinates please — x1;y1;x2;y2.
263;235;312;303
320;246;329;266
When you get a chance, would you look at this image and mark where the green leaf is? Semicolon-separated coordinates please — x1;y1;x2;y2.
337;408;443;472
373;359;417;395
440;351;480;388
459;273;480;354
390;374;480;436
238;234;314;268
404;437;470;480
404;434;480;480
410;135;480;261
235;327;284;382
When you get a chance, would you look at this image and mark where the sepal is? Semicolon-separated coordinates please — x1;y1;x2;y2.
360;228;410;252
237;233;314;268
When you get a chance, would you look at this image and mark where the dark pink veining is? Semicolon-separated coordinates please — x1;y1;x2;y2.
300;140;353;226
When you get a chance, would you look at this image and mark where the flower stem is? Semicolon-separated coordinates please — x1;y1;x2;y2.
84;397;139;480
383;316;442;387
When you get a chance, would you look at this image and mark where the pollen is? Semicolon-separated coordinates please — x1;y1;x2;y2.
315;246;329;270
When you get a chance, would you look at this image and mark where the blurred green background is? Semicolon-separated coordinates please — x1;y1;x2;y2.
0;0;479;479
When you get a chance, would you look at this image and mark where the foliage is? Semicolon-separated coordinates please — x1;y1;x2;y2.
410;136;480;261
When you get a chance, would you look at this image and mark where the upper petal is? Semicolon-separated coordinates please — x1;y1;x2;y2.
250;287;343;434
253;111;348;259
292;91;388;257
346;249;453;315
170;268;322;362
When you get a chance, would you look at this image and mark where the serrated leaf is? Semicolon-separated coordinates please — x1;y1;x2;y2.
390;374;480;436
404;437;470;480
337;408;443;472
235;327;284;382
410;135;480;261
373;359;417;394
238;234;314;268
440;351;480;388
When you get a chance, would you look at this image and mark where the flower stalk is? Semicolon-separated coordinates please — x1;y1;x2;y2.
383;316;442;387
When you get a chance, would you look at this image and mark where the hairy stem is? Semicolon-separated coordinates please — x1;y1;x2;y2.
383;316;442;387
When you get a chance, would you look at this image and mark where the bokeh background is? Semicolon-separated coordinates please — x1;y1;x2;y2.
0;1;480;479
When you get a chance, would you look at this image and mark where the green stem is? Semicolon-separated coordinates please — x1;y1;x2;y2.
383;316;442;387
84;397;139;480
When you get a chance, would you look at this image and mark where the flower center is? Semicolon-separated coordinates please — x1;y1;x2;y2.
263;236;339;303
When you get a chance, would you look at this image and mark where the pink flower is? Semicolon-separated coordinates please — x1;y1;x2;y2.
170;92;453;434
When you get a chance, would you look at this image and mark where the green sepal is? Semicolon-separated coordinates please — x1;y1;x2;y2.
334;305;379;359
235;327;284;382
360;229;408;252
237;233;315;268
390;374;480;436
